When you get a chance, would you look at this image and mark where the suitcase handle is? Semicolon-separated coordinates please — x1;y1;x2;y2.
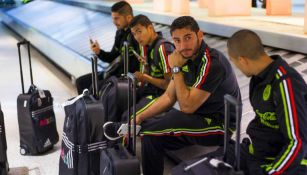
223;94;242;171
123;41;129;76
17;39;33;94
91;55;99;98
122;42;137;155
126;72;137;155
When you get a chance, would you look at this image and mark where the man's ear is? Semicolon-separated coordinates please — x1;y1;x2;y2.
238;56;249;66
126;15;133;23
197;30;204;39
148;24;154;31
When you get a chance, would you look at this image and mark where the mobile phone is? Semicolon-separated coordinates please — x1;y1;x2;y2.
89;38;94;44
132;50;148;65
132;49;141;58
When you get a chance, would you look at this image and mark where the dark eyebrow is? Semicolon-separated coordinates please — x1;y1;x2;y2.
173;33;193;40
134;27;142;33
132;27;140;34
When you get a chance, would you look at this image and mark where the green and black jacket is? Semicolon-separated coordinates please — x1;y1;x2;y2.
182;41;241;123
247;55;307;174
139;35;174;97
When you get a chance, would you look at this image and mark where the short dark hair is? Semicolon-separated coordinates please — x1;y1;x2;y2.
129;14;152;28
170;16;200;35
111;1;133;16
227;29;265;60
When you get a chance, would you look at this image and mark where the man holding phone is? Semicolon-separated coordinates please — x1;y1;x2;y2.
130;15;174;97
104;14;175;142
75;1;141;94
117;15;174;122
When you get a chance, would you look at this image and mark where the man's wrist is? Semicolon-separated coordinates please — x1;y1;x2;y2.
141;73;149;82
94;51;100;55
137;114;145;124
171;66;182;74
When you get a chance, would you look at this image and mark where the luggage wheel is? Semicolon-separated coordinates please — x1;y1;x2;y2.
20;146;28;155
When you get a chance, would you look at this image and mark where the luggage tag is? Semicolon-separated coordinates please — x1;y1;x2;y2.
117;123;141;136
24;100;27;108
38;88;46;98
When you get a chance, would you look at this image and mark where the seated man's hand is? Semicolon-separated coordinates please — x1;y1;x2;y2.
90;40;101;55
134;71;146;83
130;115;143;125
168;50;188;68
137;55;148;66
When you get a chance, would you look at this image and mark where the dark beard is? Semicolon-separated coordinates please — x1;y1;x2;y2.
181;37;201;59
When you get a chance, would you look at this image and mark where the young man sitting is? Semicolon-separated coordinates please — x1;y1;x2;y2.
75;1;140;94
227;29;307;175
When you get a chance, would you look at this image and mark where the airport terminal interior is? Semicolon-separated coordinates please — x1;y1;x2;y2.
0;0;306;174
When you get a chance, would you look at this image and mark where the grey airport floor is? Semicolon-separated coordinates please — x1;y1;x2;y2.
0;20;76;175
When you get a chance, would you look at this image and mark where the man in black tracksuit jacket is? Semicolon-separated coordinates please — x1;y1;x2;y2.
75;1;140;94
228;29;307;175
131;16;241;175
119;15;174;121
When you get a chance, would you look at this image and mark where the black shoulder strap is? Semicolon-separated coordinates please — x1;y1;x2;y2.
152;38;174;60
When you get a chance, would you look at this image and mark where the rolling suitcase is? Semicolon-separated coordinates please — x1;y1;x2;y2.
172;94;244;175
100;72;140;175
95;41;132;123
59;55;107;175
0;103;9;175
100;42;140;175
16;40;59;155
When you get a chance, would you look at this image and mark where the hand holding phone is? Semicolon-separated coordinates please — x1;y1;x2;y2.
90;39;100;55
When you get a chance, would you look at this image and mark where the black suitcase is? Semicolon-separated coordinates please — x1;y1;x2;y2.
172;94;244;175
0;103;9;175
100;42;140;175
93;75;131;124
59;55;107;175
16;40;59;155
95;41;132;123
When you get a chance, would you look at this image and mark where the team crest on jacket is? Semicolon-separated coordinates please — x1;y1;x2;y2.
182;65;189;72
263;84;271;101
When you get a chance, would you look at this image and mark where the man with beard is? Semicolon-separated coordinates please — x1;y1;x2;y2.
135;16;241;175
75;1;140;94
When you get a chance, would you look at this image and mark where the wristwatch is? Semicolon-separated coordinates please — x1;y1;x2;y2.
171;67;181;74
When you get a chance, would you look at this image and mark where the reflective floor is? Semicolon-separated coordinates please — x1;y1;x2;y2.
0;21;76;175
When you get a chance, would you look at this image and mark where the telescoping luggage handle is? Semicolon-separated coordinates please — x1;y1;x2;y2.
91;55;99;99
17;39;33;94
183;94;242;172
224;94;242;171
126;72;137;156
123;41;138;155
123;41;129;76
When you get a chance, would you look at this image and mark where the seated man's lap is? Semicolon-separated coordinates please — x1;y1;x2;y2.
140;109;224;146
121;95;158;122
